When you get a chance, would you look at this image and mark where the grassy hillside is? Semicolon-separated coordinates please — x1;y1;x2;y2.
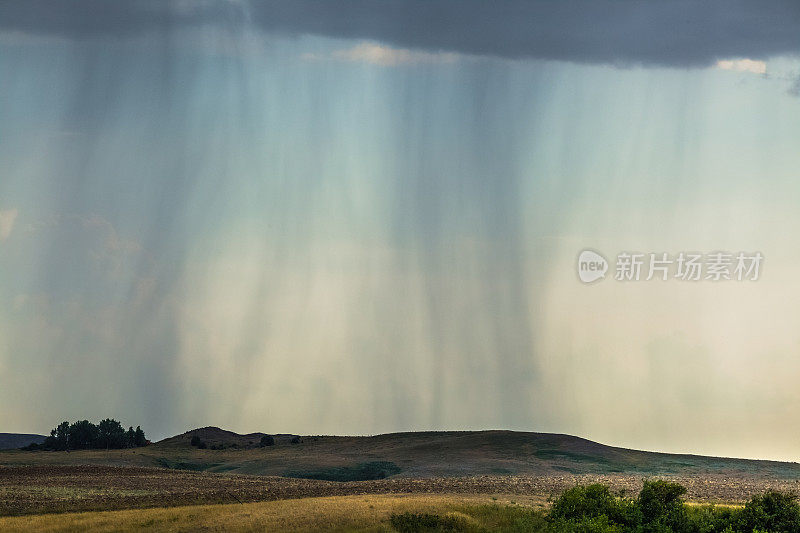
1;428;798;480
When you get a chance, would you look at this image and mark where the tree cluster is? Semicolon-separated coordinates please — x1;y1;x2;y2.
26;419;148;450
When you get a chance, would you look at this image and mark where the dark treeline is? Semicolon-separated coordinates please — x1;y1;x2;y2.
24;419;148;450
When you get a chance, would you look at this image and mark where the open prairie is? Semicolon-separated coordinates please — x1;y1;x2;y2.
2;429;800;523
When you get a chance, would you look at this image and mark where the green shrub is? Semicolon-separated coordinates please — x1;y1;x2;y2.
389;512;469;532
549;484;626;523
738;490;800;533
636;480;688;531
259;435;275;447
530;482;800;533
684;504;737;533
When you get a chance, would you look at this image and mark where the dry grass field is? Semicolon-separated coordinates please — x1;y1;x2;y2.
0;493;541;532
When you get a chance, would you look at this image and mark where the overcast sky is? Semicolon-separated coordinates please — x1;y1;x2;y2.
2;1;800;460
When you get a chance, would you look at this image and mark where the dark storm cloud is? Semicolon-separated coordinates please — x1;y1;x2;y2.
1;1;800;67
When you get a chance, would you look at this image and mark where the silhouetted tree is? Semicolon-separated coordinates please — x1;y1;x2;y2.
68;420;98;449
52;421;70;450
134;426;147;447
126;427;136;447
97;419;126;449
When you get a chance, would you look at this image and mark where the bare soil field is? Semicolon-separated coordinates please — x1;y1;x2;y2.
2;464;799;517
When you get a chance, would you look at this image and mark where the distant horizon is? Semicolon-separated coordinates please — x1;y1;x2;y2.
6;423;800;465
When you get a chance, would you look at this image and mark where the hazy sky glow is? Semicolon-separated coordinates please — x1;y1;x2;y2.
2;1;800;461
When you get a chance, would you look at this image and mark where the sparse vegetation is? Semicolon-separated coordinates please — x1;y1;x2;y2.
390;511;471;532
285;461;402;482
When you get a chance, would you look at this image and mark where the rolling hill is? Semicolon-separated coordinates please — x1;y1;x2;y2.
0;433;46;450
1;428;798;481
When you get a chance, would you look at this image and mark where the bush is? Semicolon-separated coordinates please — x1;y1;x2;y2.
259;435;275;447
389;512;469;532
190;436;203;447
636;480;688;531
543;481;800;533
547;483;638;531
550;484;626;523
685;504;737;533
738;490;800;533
